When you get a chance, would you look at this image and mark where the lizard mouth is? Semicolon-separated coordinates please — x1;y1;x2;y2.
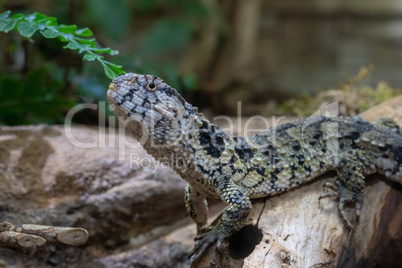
108;83;115;92
106;87;119;109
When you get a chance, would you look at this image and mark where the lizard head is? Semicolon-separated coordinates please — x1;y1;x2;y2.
107;73;193;145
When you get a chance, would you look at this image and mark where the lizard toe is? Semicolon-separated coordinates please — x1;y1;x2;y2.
189;227;229;262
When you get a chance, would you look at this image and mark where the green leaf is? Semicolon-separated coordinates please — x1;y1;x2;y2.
74;37;96;45
16;20;40;37
90;47;118;56
91;47;111;54
83;53;99;61
109;49;119;56
33;12;49;22
57;33;74;42
0;10;11;19
24;13;37;22
100;60;125;79
101;61;117;79
12;14;25;20
0;18;16;32
55;24;77;33
40;28;60;38
44;16;58;27
103;61;124;73
64;41;81;50
75;27;93;37
1;10;126;80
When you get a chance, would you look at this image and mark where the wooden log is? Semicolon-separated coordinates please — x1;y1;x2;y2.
0;231;46;249
0;222;88;247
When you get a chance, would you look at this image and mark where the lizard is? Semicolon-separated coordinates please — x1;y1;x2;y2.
106;73;402;263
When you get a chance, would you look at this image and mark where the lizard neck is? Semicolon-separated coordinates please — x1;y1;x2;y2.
138;105;237;177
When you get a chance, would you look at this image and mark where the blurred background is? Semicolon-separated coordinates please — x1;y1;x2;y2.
1;0;402;126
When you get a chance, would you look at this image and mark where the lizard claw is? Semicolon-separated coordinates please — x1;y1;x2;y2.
318;182;340;200
188;227;228;262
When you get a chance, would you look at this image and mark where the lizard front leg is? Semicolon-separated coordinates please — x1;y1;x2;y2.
184;183;209;234
189;176;252;262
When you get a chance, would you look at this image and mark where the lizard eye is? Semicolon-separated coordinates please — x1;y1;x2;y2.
146;82;158;91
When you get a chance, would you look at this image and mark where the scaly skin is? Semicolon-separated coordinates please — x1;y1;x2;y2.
107;73;402;262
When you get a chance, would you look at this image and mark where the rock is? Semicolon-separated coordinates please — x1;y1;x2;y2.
99;239;190;268
0;125;189;266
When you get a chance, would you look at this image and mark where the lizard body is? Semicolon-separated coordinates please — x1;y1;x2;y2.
107;73;402;262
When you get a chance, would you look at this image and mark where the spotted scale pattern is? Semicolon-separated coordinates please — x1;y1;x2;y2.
107;73;402;262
